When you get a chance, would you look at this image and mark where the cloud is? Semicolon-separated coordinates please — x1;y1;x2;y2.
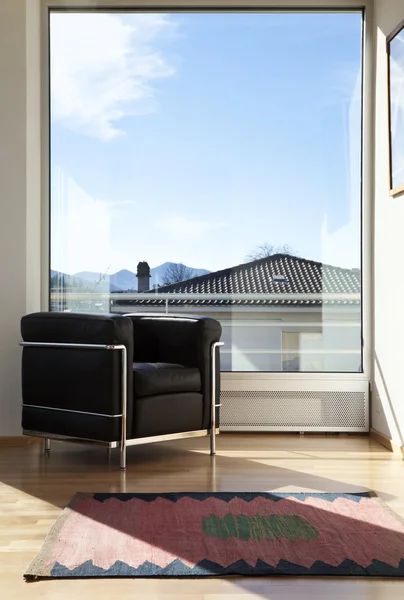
155;216;230;237
51;168;113;273
99;200;134;207
50;13;176;141
51;168;141;274
323;62;362;108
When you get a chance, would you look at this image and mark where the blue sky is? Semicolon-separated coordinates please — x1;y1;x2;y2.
389;27;404;191
50;10;363;276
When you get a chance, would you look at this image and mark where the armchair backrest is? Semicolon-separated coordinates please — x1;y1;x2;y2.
125;312;221;361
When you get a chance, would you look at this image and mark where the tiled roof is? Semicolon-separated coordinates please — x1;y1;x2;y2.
115;254;361;307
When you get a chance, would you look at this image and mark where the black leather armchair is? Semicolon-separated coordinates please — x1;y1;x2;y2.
20;312;223;470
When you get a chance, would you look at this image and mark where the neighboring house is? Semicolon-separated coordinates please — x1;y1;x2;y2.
112;254;362;373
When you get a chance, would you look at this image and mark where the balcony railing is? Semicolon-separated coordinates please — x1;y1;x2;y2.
50;291;361;308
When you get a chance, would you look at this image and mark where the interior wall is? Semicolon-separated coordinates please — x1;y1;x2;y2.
0;0;41;436
372;0;404;445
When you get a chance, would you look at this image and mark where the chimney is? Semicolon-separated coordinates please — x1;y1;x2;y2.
136;261;151;292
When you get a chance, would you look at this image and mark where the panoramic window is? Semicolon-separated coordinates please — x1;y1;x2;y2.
49;9;363;373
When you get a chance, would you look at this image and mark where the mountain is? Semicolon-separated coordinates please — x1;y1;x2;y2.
68;263;210;292
149;262;210;289
71;271;121;292
51;269;121;292
109;269;138;291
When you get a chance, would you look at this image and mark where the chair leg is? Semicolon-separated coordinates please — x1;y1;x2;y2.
44;438;51;456
120;346;127;471
120;443;126;471
210;341;223;456
210;427;216;455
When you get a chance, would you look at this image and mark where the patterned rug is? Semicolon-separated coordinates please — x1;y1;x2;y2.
24;492;404;579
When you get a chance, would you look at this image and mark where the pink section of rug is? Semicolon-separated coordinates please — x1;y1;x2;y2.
44;495;404;571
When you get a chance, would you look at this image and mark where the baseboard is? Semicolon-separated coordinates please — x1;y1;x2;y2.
370;428;404;458
0;436;41;447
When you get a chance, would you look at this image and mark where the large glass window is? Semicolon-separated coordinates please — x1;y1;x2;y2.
49;9;363;373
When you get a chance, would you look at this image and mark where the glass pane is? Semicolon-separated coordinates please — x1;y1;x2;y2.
49;10;363;373
388;24;404;193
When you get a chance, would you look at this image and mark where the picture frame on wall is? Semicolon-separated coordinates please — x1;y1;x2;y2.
387;19;404;197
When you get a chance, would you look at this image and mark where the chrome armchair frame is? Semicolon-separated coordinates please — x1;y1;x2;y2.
20;340;224;470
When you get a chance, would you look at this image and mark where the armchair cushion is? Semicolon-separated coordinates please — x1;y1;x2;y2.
125;313;222;429
132;392;203;438
132;362;201;398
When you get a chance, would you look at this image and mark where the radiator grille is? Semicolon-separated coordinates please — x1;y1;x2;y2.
220;390;368;431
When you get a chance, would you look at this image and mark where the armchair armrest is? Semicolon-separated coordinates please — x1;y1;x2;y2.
20;312;134;441
124;312;222;429
21;311;133;346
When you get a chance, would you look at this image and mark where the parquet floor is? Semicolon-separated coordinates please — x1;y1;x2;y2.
1;433;404;598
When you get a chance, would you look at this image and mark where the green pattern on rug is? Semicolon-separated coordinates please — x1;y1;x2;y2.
202;513;319;541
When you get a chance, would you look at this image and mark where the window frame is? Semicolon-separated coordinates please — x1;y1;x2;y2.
41;0;373;385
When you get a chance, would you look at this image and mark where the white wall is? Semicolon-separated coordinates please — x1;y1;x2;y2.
0;1;41;436
372;0;404;444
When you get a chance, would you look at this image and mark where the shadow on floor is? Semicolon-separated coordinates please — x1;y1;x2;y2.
1;434;403;592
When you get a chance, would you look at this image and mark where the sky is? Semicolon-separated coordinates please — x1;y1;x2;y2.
389;27;404;191
50;10;363;276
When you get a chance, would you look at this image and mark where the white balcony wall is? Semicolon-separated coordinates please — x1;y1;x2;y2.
198;309;360;373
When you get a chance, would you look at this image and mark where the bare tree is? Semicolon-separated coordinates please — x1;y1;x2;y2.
162;263;195;285
89;264;112;293
245;243;299;262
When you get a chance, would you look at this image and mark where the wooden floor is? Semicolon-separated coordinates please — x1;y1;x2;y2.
1;433;404;598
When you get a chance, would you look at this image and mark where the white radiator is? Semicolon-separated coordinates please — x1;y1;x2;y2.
219;378;369;432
